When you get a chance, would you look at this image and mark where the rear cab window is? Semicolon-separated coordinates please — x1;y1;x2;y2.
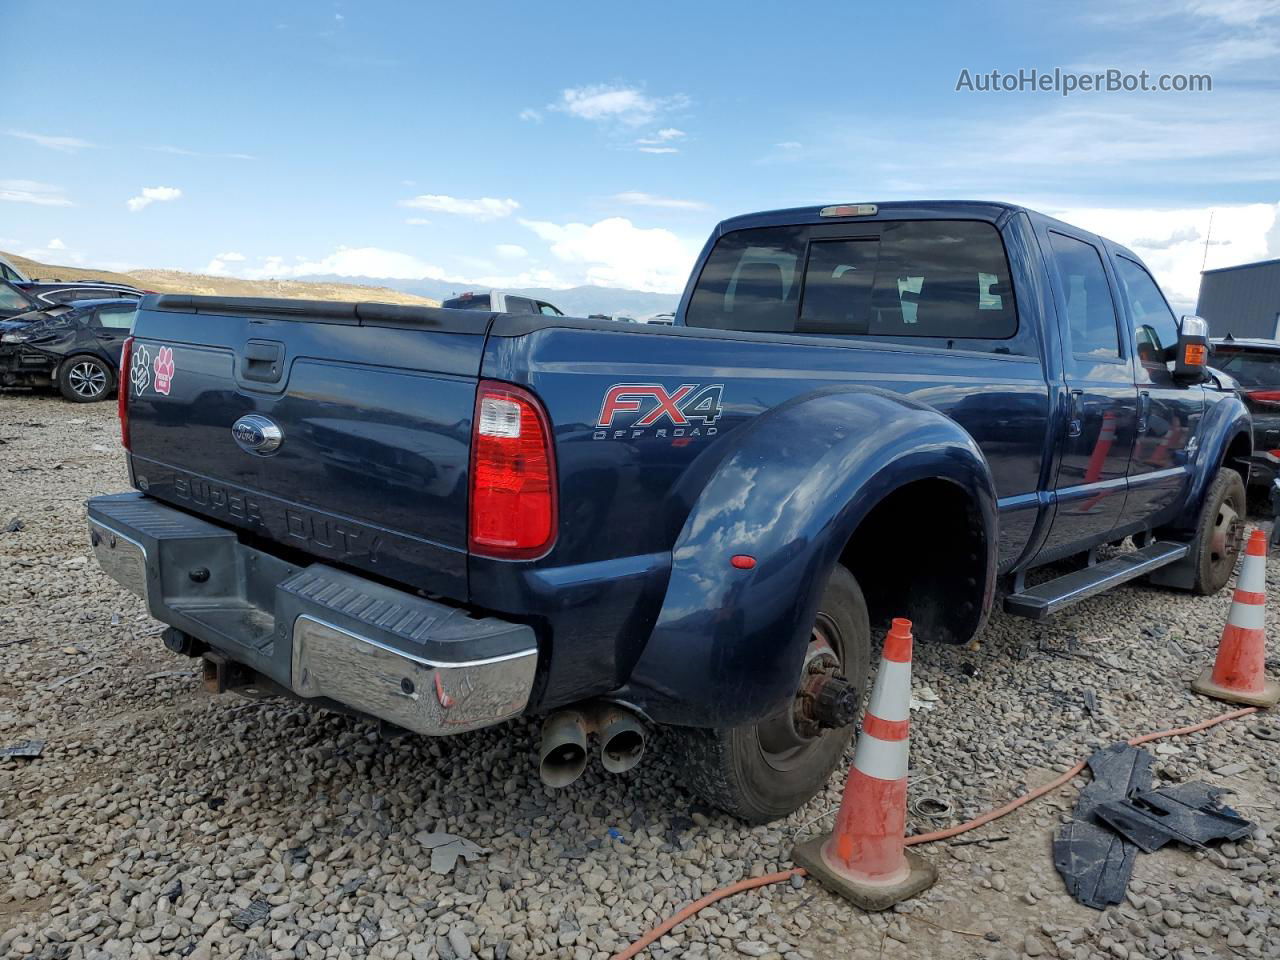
442;293;492;311
684;219;1028;355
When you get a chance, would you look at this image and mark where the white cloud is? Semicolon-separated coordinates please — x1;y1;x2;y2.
1045;202;1279;311
204;251;247;275
0;179;73;207
7;130;94;152
401;194;519;221
519;108;543;123
612;191;708;211
127;186;182;212
149;145;255;160
637;128;686;145
405;217;431;225
554;84;688;128
637;146;679;155
495;244;528;259
776;141;802;150
520;216;699;293
556;84;658;125
241;246;447;281
19;239;84;265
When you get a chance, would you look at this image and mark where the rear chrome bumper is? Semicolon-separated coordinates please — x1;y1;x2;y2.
87;492;538;735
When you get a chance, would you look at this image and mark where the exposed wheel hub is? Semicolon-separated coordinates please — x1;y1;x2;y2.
1209;501;1242;566
757;618;854;765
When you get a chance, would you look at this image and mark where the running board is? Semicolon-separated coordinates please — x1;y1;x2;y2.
1004;541;1188;621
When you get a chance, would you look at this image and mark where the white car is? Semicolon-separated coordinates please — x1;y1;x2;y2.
442;290;564;316
0;256;30;285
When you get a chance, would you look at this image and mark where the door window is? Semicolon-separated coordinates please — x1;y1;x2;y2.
1113;256;1179;383
504;296;536;314
1047;232;1121;367
96;307;137;330
537;302;563;316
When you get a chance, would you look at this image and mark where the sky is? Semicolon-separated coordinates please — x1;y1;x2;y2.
3;0;1279;311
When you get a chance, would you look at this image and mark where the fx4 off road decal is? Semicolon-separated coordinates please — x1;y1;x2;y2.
594;383;723;440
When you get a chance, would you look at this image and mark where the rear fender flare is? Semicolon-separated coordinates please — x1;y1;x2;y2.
619;387;998;726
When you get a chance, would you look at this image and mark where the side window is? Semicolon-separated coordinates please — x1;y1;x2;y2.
0;283;31;312
685;226;806;332
1047;232;1121;365
537;302;563;316
96;307;137;330
504;296;535;314
1113;256;1179;383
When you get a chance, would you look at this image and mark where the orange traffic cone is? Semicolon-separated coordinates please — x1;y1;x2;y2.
1191;529;1280;708
791;618;937;910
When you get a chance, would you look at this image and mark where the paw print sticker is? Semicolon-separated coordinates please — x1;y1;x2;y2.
153;346;175;396
130;343;152;395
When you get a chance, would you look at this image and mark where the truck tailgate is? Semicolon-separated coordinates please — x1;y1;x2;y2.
125;296;488;598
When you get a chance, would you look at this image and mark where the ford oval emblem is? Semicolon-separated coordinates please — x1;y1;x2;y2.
231;414;283;455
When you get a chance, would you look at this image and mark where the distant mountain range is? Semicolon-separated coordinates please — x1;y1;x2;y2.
296;275;681;318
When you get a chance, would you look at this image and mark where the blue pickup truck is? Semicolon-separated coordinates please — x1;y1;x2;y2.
87;201;1250;821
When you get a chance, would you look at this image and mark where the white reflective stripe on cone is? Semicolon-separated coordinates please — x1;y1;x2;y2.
1238;557;1267;594
1229;601;1266;631
865;659;912;723
852;733;910;781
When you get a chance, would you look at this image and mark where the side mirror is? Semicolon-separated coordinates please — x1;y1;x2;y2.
1174;315;1209;383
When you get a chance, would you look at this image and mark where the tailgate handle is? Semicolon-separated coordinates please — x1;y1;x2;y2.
242;339;285;384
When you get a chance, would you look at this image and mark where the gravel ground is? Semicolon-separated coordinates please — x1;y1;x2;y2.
2;391;1278;960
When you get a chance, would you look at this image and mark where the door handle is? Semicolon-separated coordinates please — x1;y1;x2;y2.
1068;389;1083;438
1138;391;1151;434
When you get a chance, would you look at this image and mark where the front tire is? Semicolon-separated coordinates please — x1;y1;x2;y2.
58;355;113;403
1187;468;1247;595
670;564;871;823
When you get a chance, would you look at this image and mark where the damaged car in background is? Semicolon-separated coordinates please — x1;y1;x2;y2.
0;298;136;401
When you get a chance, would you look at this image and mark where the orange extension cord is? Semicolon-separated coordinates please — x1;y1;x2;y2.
611;706;1262;960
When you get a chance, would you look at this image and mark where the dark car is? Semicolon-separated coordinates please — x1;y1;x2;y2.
0;298;137;401
18;280;147;307
1210;337;1280;490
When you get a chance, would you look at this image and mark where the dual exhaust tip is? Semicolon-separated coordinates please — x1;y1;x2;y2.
539;705;646;788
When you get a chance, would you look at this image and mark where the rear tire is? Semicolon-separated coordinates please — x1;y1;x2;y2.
58;355;113;403
670;565;871;823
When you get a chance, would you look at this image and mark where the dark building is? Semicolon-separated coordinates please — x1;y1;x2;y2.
1197;258;1280;340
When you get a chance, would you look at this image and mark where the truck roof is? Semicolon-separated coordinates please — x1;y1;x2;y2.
715;200;1142;262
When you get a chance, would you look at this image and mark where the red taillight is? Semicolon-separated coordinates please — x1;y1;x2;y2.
468;380;557;559
1246;389;1280;408
118;336;134;449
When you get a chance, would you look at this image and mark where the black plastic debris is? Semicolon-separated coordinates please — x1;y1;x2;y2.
1053;743;1152;909
1054;820;1139;909
0;739;45;759
1092;782;1252;854
1054;742;1255;910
